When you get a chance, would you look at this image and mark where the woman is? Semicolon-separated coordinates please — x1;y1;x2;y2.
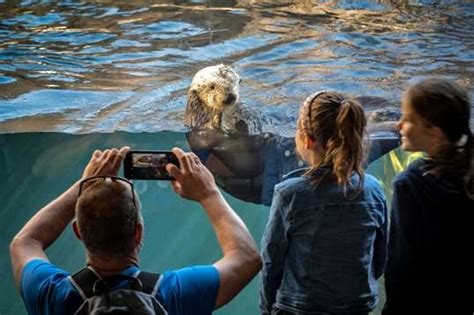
383;78;474;314
260;91;388;315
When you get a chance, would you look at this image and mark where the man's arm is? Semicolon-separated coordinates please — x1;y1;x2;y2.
10;183;78;288
201;191;262;308
10;147;129;289
167;148;262;309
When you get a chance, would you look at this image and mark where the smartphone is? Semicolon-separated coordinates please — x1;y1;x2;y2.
124;151;179;180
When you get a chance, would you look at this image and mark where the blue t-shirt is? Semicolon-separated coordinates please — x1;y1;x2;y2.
21;259;219;315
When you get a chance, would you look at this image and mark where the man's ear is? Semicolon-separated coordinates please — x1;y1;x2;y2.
134;223;143;248
72;220;83;241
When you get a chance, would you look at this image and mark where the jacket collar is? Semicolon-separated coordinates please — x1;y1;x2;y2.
283;165;333;180
282;167;310;180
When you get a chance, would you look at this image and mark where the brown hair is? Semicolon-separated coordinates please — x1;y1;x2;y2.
76;179;141;258
406;78;473;197
299;91;368;197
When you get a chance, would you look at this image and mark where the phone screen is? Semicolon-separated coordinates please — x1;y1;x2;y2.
124;151;179;180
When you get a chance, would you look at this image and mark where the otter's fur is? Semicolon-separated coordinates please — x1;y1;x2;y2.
185;64;262;135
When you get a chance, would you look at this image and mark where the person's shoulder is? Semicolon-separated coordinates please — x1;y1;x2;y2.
22;259;69;287
275;168;311;197
23;258;53;272
21;259;77;314
158;266;219;315
159;265;219;297
161;265;219;282
405;157;427;174
363;174;386;199
364;173;383;188
393;158;427;185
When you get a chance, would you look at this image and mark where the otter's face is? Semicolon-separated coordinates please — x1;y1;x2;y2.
189;64;241;111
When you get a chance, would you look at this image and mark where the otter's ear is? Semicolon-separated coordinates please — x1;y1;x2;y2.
185;90;204;127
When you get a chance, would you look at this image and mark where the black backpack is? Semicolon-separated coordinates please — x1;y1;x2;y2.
69;267;168;315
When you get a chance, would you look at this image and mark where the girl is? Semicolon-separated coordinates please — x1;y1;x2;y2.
383;79;474;314
260;91;388;315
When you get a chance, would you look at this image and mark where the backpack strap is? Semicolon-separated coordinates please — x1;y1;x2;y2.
68;267;101;300
68;268;162;299
137;271;162;296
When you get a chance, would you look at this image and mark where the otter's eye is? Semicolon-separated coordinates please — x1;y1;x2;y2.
209;84;215;90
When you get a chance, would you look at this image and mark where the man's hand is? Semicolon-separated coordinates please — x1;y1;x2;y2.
166;147;220;203
82;146;130;179
10;146;130;290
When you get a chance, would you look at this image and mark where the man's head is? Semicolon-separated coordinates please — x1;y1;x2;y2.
73;176;143;259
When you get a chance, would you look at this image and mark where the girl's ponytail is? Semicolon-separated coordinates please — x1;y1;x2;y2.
302;92;368;198
330;99;367;196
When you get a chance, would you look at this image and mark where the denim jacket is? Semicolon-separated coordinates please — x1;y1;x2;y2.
260;168;388;315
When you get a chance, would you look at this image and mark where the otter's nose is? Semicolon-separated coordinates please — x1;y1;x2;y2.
225;93;236;105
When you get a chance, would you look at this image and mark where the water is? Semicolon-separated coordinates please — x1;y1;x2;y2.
0;1;472;314
0;131;413;315
0;0;473;134
0;131;265;314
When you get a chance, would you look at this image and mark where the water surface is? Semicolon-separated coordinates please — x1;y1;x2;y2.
0;1;472;314
0;0;472;135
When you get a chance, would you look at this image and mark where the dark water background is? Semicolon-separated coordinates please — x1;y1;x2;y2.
0;131;412;315
0;0;473;135
0;1;472;314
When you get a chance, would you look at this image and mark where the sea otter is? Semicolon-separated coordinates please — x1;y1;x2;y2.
185;64;263;135
185;65;401;205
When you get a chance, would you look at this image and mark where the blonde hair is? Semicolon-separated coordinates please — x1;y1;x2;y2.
299;91;368;197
